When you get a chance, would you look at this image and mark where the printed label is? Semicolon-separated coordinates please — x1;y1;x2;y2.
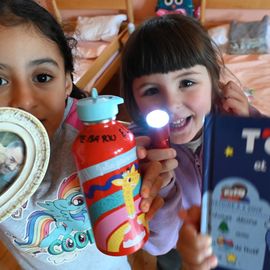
210;178;270;270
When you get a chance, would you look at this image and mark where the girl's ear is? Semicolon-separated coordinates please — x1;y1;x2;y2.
65;73;73;96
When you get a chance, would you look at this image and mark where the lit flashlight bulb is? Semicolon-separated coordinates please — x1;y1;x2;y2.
146;109;170;149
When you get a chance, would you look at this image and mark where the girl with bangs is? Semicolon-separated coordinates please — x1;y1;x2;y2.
121;14;258;270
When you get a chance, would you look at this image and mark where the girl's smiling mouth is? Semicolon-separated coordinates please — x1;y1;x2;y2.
170;116;192;131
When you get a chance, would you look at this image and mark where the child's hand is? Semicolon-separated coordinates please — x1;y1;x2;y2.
136;136;178;187
177;206;218;270
220;81;249;116
136;136;164;220
146;147;178;187
135;136;178;220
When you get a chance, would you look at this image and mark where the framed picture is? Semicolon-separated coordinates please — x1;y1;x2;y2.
0;107;50;221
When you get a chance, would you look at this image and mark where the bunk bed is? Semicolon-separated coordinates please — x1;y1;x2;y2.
202;0;270;116
55;0;134;93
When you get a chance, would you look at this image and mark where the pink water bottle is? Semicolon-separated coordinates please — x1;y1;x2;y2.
72;89;149;256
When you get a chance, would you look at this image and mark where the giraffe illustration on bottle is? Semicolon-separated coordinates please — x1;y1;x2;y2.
112;164;146;248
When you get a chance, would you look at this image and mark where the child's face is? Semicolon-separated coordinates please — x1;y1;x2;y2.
133;65;212;144
0;24;72;139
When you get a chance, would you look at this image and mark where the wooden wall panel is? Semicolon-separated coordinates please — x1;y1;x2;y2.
205;0;270;9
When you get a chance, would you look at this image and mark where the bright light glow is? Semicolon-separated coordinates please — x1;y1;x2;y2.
146;110;169;128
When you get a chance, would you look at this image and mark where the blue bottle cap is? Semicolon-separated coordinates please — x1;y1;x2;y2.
77;88;124;122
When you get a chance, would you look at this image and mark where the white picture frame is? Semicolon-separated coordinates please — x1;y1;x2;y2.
0;107;50;221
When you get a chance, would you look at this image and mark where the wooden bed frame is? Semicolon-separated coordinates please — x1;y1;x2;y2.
54;0;134;93
200;0;270;26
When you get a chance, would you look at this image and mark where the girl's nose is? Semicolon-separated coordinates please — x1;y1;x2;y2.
165;92;181;110
9;83;37;111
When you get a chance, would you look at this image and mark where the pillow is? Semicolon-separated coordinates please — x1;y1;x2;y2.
208;24;230;50
228;15;270;54
73;41;108;59
74;14;127;42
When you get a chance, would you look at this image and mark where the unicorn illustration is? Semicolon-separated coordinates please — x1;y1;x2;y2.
14;173;92;256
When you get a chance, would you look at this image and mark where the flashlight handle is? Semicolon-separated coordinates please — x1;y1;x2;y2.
151;135;170;149
150;125;170;149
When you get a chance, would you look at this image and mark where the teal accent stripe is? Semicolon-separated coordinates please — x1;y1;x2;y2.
78;147;137;183
89;179;141;223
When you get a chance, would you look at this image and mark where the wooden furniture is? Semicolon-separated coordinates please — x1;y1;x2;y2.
201;0;270;26
204;0;270;9
55;0;134;92
0;240;21;270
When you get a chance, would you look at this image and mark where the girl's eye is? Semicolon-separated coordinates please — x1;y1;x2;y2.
175;0;183;5
142;87;159;96
0;77;8;86
164;0;174;6
180;80;194;88
34;73;53;83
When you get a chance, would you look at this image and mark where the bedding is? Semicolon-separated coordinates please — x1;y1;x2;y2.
69;13;127;92
73;40;109;59
73;51;118;93
228;15;269;55
209;16;270;54
221;54;270;116
206;9;270;117
54;0;134;93
74;14;127;42
69;13;125;92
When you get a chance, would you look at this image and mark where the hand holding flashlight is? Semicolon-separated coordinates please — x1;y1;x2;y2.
146;109;170;149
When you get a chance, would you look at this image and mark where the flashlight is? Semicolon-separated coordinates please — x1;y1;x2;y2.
146;109;170;149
